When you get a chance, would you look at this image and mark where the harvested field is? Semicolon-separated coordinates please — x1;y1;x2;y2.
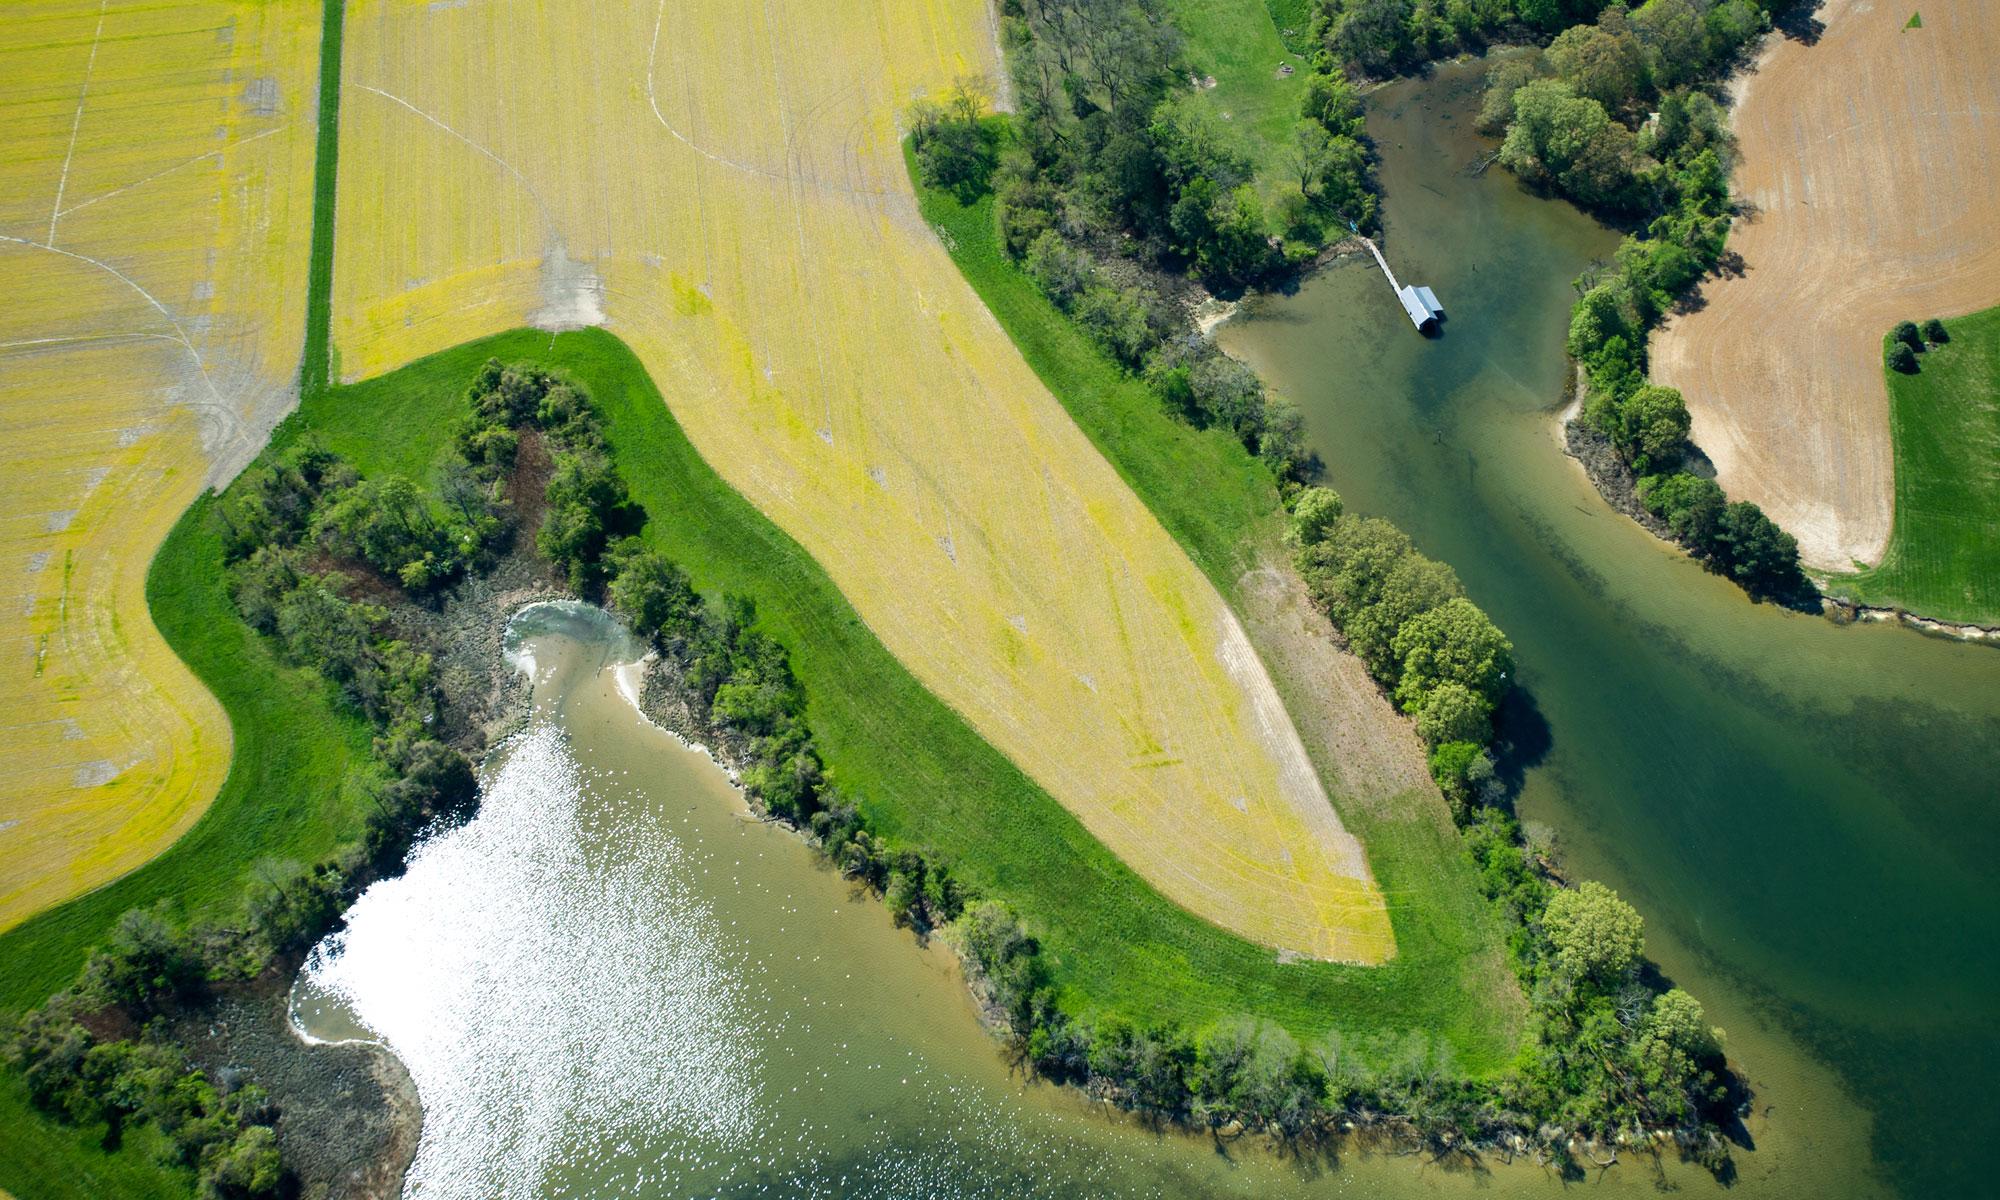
332;0;1391;962
1653;0;2000;571
0;1;320;931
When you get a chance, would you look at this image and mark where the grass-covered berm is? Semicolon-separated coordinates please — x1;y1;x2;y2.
1830;308;2000;627
0;1;322;932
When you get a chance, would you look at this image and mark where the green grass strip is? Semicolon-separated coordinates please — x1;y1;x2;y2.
1829;308;2000;626
271;328;1520;1066
299;0;345;396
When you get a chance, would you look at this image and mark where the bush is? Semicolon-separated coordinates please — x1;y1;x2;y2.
1886;341;1918;374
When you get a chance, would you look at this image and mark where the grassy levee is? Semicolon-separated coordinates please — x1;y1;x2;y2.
908;155;1520;1055
0;504;380;1196
1829;308;2000;626
269;327;1516;1067
299;0;345;396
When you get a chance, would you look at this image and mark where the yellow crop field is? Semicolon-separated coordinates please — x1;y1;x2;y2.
333;0;1392;962
0;1;320;931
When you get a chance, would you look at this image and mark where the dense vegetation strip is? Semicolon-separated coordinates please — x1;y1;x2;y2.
1830;311;2000;626
299;0;345;396
910;126;1739;1162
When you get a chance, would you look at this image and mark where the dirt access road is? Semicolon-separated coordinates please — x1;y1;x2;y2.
1653;0;2000;571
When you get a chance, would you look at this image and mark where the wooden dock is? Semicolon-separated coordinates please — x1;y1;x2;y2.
1361;235;1442;333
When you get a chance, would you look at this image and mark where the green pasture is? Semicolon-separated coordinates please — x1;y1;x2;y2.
1830;308;2000;627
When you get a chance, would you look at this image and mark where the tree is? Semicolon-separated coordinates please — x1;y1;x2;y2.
1390;597;1514;712
1547;17;1649;112
1286;121;1337;196
1290;486;1344;546
1716;500;1806;598
1415;681;1491;747
1479;55;1543;135
1921;317;1949;345
1023;230;1097;308
1618;383;1692;469
608;541;701;644
1347;553;1465;679
1886;342;1917;374
1631;0;1709;88
1891;320;1923;353
1501;80;1638;210
1542;880;1644;982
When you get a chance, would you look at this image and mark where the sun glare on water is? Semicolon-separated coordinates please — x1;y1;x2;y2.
301;723;762;1197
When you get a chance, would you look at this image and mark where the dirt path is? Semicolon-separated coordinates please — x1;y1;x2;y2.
1652;0;2000;570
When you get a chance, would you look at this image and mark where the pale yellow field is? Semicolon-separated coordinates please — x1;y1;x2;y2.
333;0;1392;962
0;1;320;931
1654;0;2000;570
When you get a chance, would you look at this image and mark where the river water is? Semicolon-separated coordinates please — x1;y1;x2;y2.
1218;57;2000;1200
292;59;1995;1200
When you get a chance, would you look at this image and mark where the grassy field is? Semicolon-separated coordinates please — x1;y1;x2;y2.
1261;0;1318;53
1164;0;1310;193
1829;308;2000;625
328;0;1390;962
0;0;321;933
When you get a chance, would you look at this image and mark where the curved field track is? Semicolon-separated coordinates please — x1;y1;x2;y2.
0;1;320;932
1653;0;2000;570
332;0;1392;963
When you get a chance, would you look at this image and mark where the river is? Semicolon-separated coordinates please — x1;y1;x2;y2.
292;59;1996;1200
1218;56;2000;1200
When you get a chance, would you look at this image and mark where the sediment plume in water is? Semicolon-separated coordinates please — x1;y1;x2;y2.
300;723;762;1197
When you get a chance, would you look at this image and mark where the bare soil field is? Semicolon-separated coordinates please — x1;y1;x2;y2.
331;0;1393;962
1652;0;2000;571
0;1;320;931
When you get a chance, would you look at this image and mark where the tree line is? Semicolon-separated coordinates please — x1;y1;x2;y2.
939;486;1738;1166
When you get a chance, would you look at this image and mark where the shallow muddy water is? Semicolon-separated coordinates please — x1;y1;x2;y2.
1220;56;2000;1200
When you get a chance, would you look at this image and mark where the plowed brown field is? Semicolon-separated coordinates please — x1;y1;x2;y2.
1653;0;2000;570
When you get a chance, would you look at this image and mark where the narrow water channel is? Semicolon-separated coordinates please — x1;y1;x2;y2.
1219;57;2000;1200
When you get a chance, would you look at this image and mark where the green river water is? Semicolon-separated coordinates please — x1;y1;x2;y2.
293;58;1997;1200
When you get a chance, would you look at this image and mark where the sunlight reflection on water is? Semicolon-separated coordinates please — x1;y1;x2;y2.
301;722;763;1197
